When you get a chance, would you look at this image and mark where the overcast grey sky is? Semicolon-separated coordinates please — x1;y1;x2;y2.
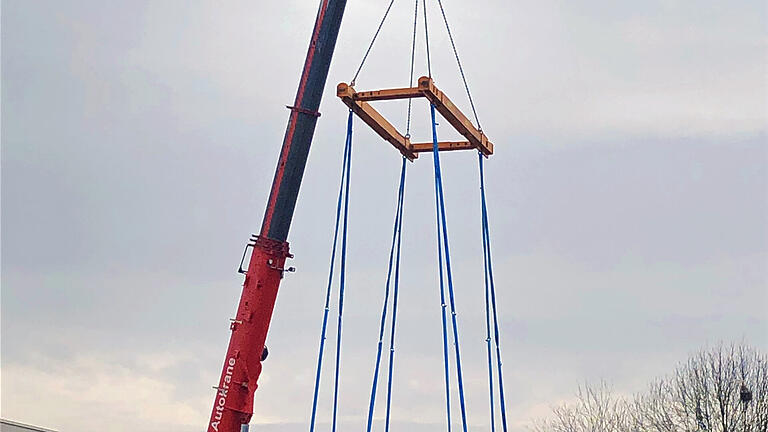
2;1;766;431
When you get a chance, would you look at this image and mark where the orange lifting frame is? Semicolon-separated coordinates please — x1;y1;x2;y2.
337;76;493;161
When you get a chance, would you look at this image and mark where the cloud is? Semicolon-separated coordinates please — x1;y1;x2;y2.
0;353;208;432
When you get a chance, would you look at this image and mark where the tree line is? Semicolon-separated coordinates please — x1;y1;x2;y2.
533;343;767;432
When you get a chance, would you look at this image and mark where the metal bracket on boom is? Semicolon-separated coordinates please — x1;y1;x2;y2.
337;76;493;161
239;235;296;275
286;105;322;117
238;241;255;274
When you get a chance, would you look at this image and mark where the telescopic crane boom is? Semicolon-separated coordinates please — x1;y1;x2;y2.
207;1;347;431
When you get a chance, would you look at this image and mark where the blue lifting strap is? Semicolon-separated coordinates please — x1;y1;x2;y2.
309;106;506;432
309;111;354;432
366;157;407;432
430;104;469;432
479;153;509;432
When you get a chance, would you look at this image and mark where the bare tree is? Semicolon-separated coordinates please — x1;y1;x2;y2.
532;382;631;432
533;344;767;432
631;344;768;432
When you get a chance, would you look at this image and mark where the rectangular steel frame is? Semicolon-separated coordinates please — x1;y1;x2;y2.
337;76;493;160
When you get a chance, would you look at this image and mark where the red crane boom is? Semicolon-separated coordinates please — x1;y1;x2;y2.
207;1;348;431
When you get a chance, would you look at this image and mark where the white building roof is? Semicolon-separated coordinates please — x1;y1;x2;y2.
1;419;58;432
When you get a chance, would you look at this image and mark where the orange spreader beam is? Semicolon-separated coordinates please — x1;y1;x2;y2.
337;76;494;160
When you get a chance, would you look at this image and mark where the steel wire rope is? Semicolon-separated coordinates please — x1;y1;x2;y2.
351;0;397;86
434;0;482;130
405;0;420;137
